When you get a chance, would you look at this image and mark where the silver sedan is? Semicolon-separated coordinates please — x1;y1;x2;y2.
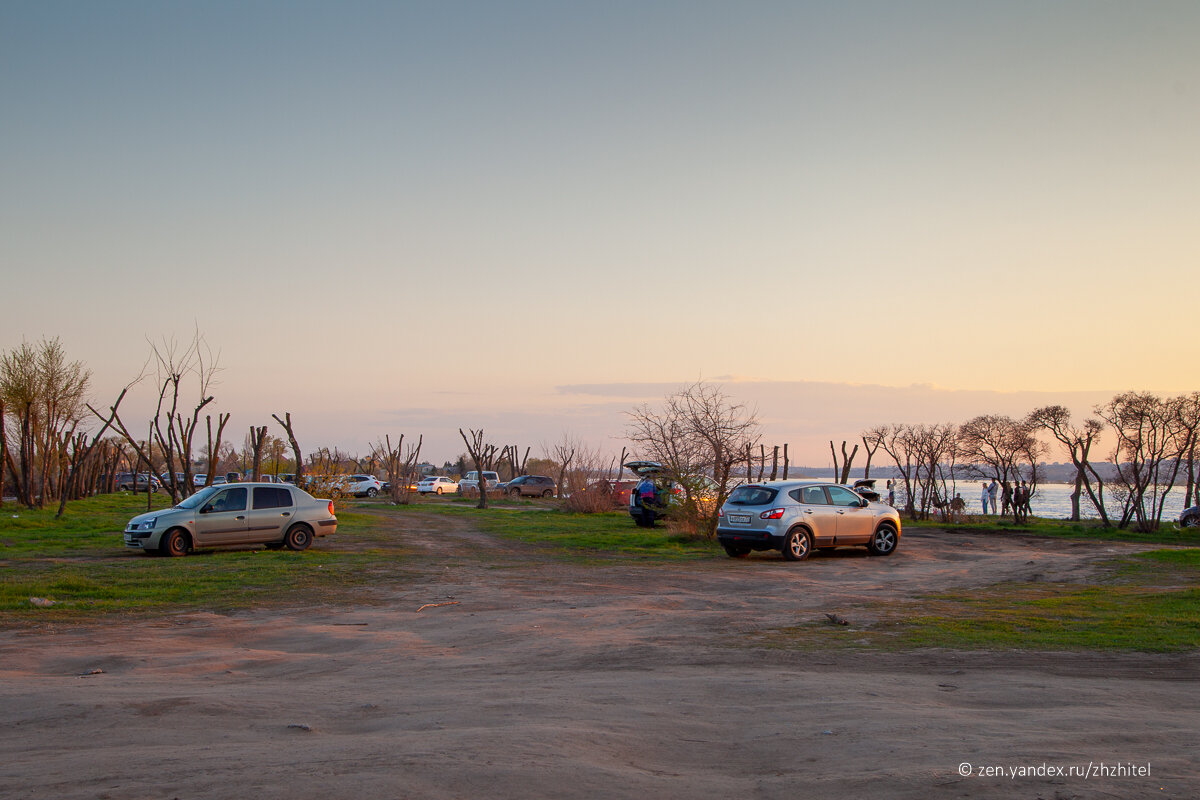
123;482;338;556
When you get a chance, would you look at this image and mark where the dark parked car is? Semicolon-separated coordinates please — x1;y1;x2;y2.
1179;506;1200;529
115;472;160;492
500;475;557;498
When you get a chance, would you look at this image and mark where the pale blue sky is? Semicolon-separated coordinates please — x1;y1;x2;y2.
3;1;1198;462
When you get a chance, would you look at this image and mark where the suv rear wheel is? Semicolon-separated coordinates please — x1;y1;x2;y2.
782;528;811;561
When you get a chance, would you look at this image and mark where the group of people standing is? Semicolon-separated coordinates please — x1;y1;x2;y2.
981;478;1033;521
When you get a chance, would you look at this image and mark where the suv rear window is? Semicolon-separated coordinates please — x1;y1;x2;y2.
725;486;778;506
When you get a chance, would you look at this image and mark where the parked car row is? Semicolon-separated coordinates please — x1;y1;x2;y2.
115;468;573;502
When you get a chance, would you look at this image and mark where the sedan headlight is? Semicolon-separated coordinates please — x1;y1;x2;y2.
135;517;157;531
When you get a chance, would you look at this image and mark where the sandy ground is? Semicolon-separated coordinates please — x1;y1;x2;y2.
1;513;1197;799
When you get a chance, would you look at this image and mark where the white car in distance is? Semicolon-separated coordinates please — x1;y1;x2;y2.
418;476;459;495
341;474;384;498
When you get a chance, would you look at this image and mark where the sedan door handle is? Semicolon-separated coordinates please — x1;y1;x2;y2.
803;509;814;514
281;511;291;517
836;510;845;515
236;515;246;521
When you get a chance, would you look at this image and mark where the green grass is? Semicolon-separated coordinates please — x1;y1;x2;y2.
0;492;176;558
394;503;721;561
0;494;405;622
906;514;1200;546
7;496;1199;653
769;549;1200;653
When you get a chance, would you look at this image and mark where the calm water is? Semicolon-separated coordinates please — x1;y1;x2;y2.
914;481;1193;522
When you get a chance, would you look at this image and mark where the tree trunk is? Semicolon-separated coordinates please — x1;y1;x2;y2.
249;425;267;481
273;413;305;487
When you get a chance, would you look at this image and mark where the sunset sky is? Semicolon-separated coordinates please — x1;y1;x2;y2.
3;1;1198;466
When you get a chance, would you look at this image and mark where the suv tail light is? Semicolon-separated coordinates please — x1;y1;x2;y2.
760;508;785;520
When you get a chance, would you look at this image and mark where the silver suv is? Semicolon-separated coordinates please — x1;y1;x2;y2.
458;471;500;495
716;480;901;560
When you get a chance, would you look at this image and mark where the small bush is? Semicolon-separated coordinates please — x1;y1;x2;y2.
562;487;615;513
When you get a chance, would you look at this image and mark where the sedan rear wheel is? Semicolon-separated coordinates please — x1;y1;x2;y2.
782;528;811;561
285;524;313;552
1183;514;1200;529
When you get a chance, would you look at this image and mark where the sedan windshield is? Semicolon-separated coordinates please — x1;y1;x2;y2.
176;486;219;510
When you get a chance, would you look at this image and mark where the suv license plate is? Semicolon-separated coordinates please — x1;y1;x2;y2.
727;513;751;524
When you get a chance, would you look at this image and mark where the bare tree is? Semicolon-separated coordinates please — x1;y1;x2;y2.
499;444;531;481
1095;392;1190;531
247;426;267;481
957;414;1045;522
1176;393;1200;509
549;435;576;499
145;331;219;501
1;338;91;508
911;423;959;520
626;381;759;538
374;433;423;504
54;388;127;518
864;424;917;517
860;435;879;480
272;412;305;487
459;428;494;509
1027;405;1108;524
829;440;858;484
204;413;231;486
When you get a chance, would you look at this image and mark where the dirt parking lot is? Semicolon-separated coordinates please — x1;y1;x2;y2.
2;514;1197;799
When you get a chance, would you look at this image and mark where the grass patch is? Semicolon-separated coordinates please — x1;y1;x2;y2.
473;508;719;560
769;549;1200;653
906;515;1200;546
376;501;721;561
0;494;408;623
